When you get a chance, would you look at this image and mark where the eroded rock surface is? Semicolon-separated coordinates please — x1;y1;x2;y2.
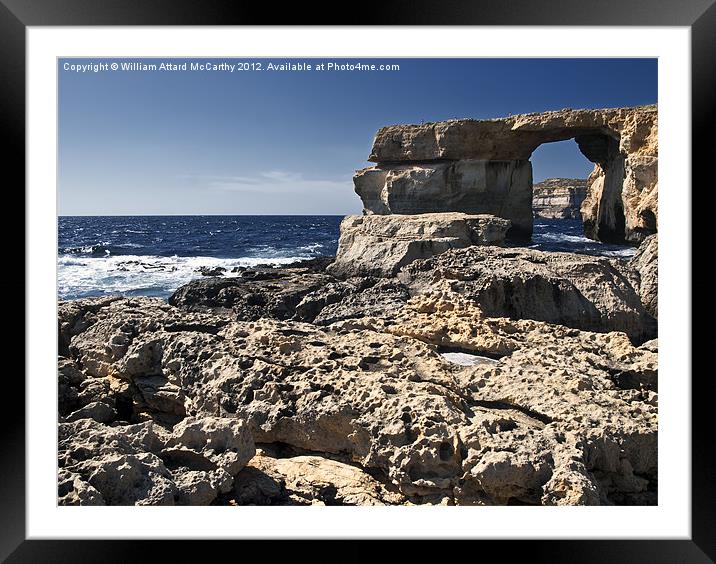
168;265;332;321
58;416;255;505
296;277;410;325
58;291;657;506
399;246;656;343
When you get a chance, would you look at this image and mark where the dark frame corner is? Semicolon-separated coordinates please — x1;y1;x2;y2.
7;0;707;561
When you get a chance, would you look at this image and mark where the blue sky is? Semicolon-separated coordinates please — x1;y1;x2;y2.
58;58;657;215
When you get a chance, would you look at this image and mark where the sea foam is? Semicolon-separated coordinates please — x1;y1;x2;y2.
57;254;307;300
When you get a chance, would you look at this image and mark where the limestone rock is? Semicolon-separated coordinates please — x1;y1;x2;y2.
65;298;233;424
364;105;657;243
166;416;255;476
58;419;177;505
232;447;405;506
58;468;105;506
58;355;136;427
399;245;656;343
532;178;587;219
58;357;87;416
58;277;657;506
171;468;233;505
327;213;510;278
295;277;410;325
169;266;332;321
58;415;254;506
628;234;658;318
354;161;532;239
65;401;117;424
58;296;122;356
370;107;654;162
376;293;658;394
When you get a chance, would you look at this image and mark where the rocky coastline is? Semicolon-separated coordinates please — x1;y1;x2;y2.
57;106;658;506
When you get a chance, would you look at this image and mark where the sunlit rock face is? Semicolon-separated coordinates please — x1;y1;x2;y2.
327;212;511;278
354;161;533;240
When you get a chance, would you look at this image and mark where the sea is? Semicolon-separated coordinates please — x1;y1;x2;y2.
58;216;637;301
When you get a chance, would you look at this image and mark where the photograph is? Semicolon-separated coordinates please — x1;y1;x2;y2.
56;56;660;508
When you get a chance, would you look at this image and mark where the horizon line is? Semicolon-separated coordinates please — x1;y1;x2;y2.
58;213;352;217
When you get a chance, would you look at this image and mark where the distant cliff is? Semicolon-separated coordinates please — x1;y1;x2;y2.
532;178;587;219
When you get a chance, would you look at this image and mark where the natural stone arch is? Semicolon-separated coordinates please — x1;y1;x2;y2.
354;105;657;244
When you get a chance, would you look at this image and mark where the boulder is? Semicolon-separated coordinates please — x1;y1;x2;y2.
327;213;510;278
65;401;117;424
166;416;255;476
232;447;406;506
195;266;226;277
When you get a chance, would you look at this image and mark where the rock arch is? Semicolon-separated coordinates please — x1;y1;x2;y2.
354;105;657;244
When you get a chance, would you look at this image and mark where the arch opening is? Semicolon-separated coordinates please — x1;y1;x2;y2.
528;130;628;244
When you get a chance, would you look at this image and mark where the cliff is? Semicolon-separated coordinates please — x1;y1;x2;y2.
532;178;587;219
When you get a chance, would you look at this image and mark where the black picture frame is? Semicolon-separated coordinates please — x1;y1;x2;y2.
5;1;706;561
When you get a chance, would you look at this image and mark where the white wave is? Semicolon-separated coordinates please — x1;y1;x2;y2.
242;244;323;258
296;242;326;252
63;242;110;254
599;248;637;258
57;254;310;300
533;233;593;244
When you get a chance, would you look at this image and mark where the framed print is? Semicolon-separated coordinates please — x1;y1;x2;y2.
6;0;708;560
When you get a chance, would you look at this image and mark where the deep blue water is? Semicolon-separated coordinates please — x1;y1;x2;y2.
58;216;635;300
527;218;637;258
59;215;343;259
